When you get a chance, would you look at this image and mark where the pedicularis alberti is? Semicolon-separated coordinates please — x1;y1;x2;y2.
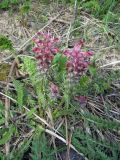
63;40;93;82
32;32;59;74
32;32;94;96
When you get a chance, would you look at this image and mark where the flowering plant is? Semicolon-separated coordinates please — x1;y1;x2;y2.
32;32;94;99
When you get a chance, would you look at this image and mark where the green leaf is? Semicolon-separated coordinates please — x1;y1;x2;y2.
0;0;9;9
19;4;30;14
0;35;13;51
37;90;46;108
52;53;67;71
89;66;97;76
0;152;5;160
13;80;25;106
53;107;75;118
79;75;89;86
0;125;15;145
0;100;4;110
94;83;100;93
26;108;36;118
31;128;54;160
0;117;4;125
22;57;38;85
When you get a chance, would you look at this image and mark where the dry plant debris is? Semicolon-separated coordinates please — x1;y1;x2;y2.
0;1;120;160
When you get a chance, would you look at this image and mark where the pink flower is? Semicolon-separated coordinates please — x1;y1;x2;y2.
50;83;60;99
63;41;94;82
32;32;60;74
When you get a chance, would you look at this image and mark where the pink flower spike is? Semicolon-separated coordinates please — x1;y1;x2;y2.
32;31;60;74
63;40;94;82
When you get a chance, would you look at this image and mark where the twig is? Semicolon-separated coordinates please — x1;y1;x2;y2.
0;55;13;63
17;54;35;59
4;90;10;156
65;116;70;160
4;60;16;156
100;67;120;70
99;45;116;51
74;0;78;21
46;108;58;160
66;23;72;48
100;61;120;68
53;19;70;24
0;92;16;102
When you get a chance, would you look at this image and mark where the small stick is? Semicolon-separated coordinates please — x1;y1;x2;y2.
66;23;72;48
65;116;70;160
47;108;58;160
5;91;10;156
100;61;120;68
74;0;78;21
53;19;70;24
4;60;16;156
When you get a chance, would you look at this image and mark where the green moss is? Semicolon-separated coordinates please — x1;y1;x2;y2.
0;63;11;81
0;35;13;51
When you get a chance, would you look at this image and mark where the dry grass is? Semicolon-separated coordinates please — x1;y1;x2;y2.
0;2;119;68
0;1;120;159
